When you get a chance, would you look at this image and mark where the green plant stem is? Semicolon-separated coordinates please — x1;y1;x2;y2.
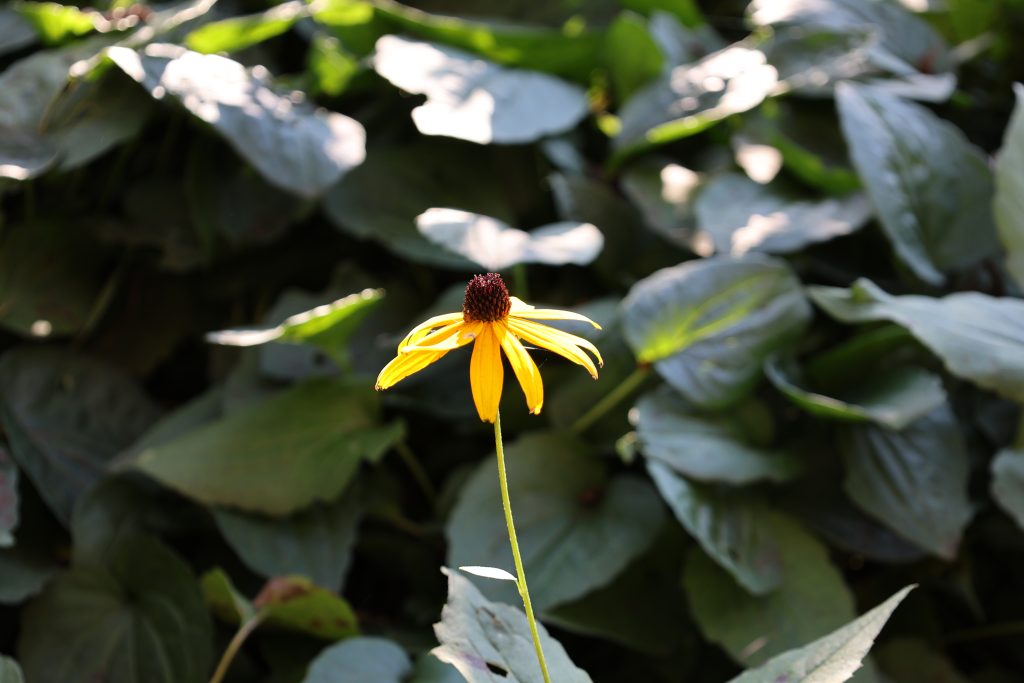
494;411;551;683
395;439;437;505
571;365;651;434
209;611;266;683
512;263;529;300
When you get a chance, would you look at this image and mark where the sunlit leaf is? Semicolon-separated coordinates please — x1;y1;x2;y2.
185;1;305;53
372;36;589;144
991;447;1024;533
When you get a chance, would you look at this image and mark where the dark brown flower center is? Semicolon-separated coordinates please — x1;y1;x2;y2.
463;273;511;322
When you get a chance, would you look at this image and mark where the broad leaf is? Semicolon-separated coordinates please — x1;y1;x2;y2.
648;460;782;594
621;254;812;407
604;12;664;101
614;42;778;160
808;279;1024;403
18;534;213;683
0;448;17;546
202;570;359;640
994;82;1024;288
0;656;24;683
15;1;97;45
875;637;971;683
685;512;860;666
635;387;801;485
836;82;998;284
302;638;410;683
727;586;914;683
0;348;161;523
446;431;665;611
433;568;593;683
213;484;362;590
373;36;588;144
839;405;972;559
0;545;59;605
0;8;35;56
417;209;603;271
694;173;871;255
991;447;1024;533
131;379;402;515
185;1;305;53
619;157;710;254
108;44;366;198
765;356;946;430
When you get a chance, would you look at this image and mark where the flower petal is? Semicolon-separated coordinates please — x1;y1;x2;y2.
398;311;465;349
498;323;543;415
470;324;504;423
376;349;449;390
508;317;602;379
509;296;535;313
511;307;602;329
401;321;480;353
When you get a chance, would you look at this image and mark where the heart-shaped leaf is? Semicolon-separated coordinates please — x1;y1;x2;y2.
372;36;588;144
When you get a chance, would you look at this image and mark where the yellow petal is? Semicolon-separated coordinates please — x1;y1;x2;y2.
509;296;535;313
376;349;449;390
510;307;602;329
498;322;543;415
401;321;480;353
469;324;504;423
508;317;602;379
398;311;465;350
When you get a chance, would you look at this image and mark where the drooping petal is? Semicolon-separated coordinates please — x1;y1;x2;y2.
398;311;465;349
376;349;449;390
509;296;535;313
498;322;543;415
510;307;602;329
508;317;602;379
469;324;504;423
401;321;481;353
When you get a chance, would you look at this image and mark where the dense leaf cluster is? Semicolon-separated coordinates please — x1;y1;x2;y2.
2;0;1024;682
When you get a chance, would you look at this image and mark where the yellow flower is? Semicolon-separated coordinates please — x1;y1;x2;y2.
376;273;603;422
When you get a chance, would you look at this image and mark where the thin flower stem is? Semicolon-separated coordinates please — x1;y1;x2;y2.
494;411;551;683
208;610;266;683
512;263;529;300
571;365;651;435
395;439;437;505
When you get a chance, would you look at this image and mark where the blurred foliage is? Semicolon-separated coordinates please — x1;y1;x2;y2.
1;0;1024;682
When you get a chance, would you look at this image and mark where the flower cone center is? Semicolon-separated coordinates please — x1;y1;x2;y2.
463;273;511;322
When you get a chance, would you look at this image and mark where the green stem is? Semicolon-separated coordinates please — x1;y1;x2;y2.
395;439;437;505
209;611;266;683
571;365;651;434
494;411;551;683
512;263;529;300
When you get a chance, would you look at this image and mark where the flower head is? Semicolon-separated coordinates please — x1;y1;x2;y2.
376;273;603;422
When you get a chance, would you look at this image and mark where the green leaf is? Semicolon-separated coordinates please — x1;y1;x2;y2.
0;655;25;683
0;544;60;605
308;32;361;97
835;82;998;285
206;288;384;371
694;173;871;255
131;379;403;515
14;1;96;45
764;355;946;430
0;348;161;523
446;431;665;611
212;484;362;590
203;570;360;640
433;567;593;683
685;512;860;666
185;1;305;53
0;7;36;56
621;254;812;408
994;82;1024;289
613;41;778;162
19;534;213;683
322;141;517;269
992;448;1024;533
619;156;708;253
372;36;588;144
635;387;801;485
0;448;18;546
875;637;971;683
647;460;782;594
807;279;1024;403
107;45;366;199
621;0;705;27
604;13;664;102
369;0;603;82
726;586;914;683
839;405;973;559
416;209;603;271
302;637;410;683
